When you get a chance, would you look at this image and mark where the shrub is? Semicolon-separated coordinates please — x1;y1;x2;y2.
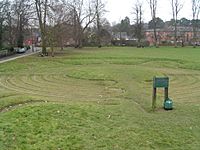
26;45;31;50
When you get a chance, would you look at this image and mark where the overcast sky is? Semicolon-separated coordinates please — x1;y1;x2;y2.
105;0;192;24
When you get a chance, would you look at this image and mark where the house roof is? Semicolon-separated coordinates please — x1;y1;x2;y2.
145;26;199;32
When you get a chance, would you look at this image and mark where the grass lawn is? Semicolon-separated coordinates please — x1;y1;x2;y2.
0;46;200;149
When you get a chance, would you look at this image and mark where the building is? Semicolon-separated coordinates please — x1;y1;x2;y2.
145;26;200;46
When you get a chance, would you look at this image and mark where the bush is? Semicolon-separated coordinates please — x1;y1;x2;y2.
8;47;14;53
111;40;150;47
2;46;15;53
26;45;31;50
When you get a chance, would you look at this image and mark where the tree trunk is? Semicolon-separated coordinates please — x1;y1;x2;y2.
40;23;47;54
0;21;3;50
153;24;158;47
17;26;24;47
192;21;197;48
78;32;83;48
41;32;47;54
51;46;54;57
97;12;101;48
60;36;64;50
174;21;177;48
76;23;83;48
35;0;48;55
60;41;64;50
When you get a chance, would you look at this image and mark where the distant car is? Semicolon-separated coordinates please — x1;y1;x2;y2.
121;43;126;46
191;42;200;46
195;42;200;46
16;47;26;53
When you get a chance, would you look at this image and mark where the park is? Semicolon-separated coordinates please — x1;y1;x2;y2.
0;46;200;149
1;0;200;149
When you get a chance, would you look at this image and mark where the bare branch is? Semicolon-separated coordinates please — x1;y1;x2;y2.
147;0;158;47
171;0;184;47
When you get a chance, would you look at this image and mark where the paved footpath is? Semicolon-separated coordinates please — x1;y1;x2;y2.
0;47;41;64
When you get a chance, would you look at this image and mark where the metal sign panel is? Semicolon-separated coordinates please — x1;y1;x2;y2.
153;77;169;88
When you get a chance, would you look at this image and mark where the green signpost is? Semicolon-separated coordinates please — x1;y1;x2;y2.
152;77;173;111
153;77;169;88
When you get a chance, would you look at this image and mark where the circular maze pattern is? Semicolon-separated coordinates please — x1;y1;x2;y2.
142;73;200;104
1;72;199;104
0;74;124;102
0;74;100;101
169;74;200;102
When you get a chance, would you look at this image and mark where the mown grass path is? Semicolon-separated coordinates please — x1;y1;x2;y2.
0;47;200;149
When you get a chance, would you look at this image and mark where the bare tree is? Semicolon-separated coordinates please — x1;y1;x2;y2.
46;11;56;57
68;0;97;48
51;1;71;50
171;0;183;47
192;0;200;47
0;0;10;49
148;0;158;47
94;0;106;47
35;0;49;55
13;0;32;48
98;18;112;45
6;5;15;47
133;1;144;47
46;1;70;56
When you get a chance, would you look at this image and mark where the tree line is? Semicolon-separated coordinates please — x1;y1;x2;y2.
0;0;200;56
0;0;107;55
